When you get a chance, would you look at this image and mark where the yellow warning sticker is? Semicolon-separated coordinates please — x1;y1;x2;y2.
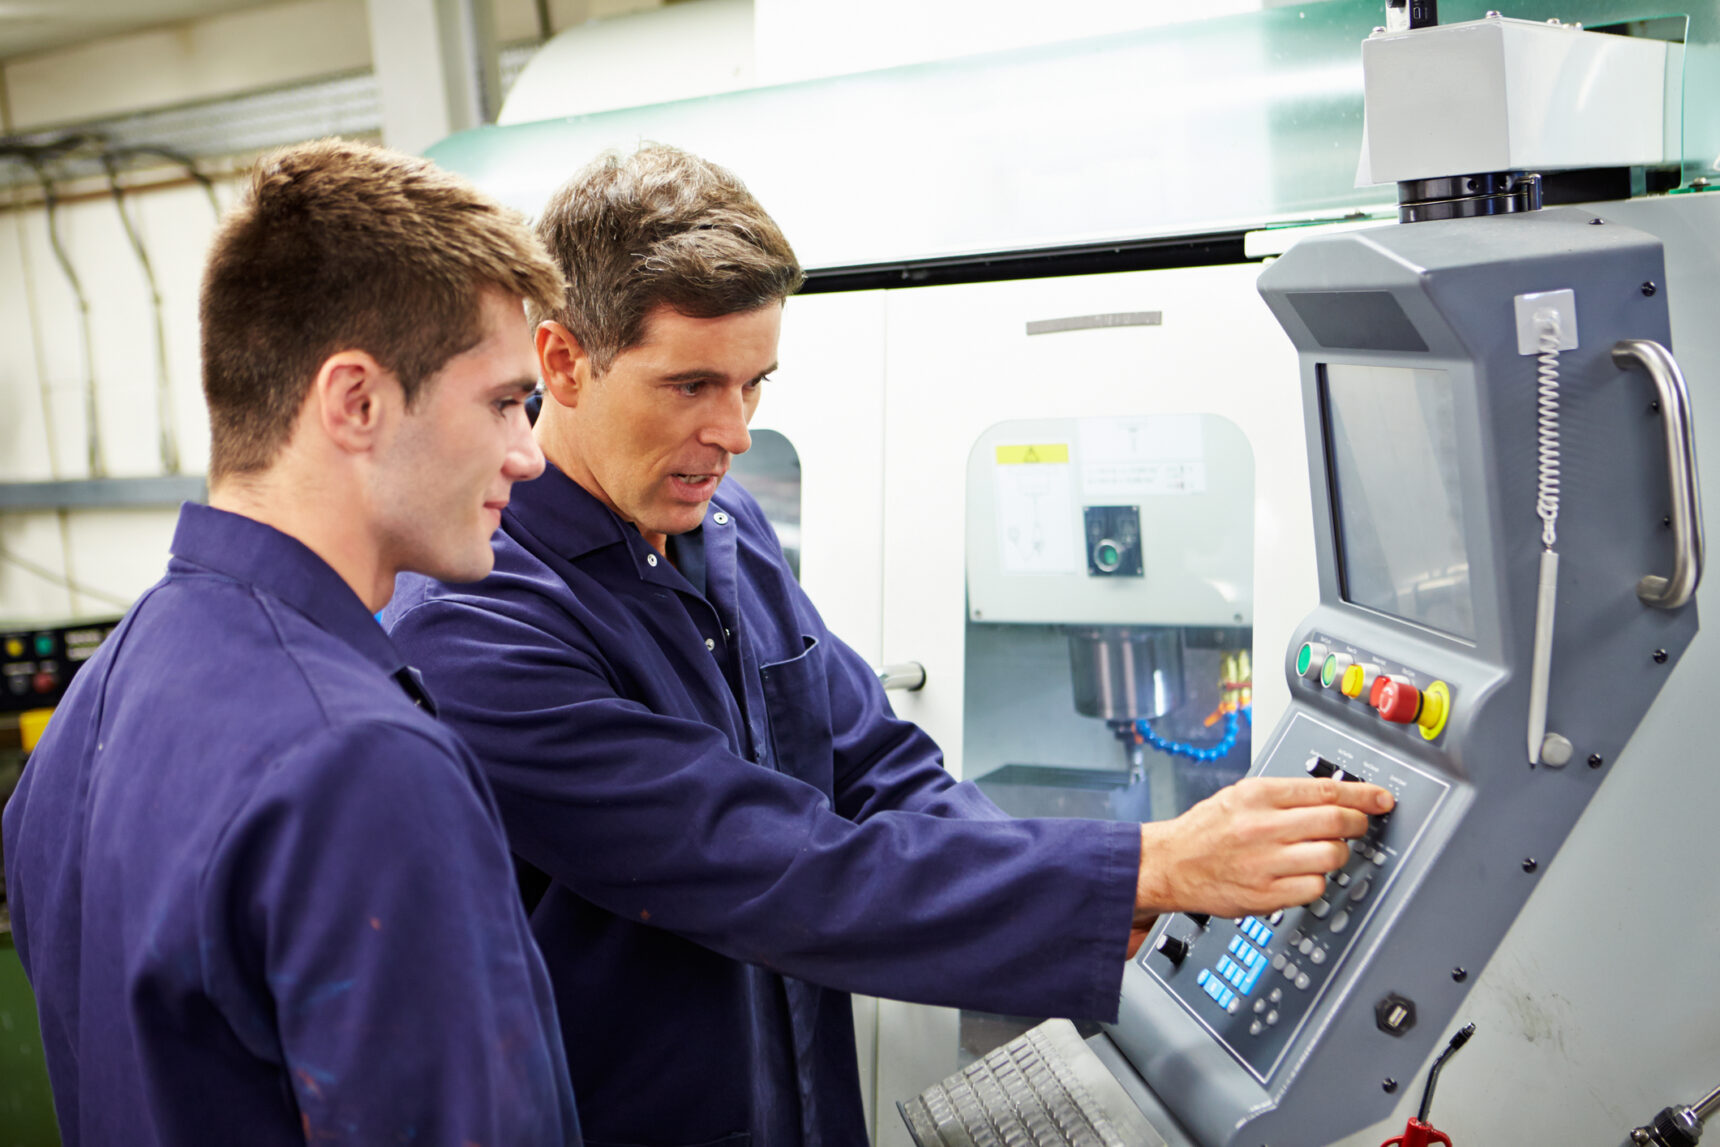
994;443;1070;465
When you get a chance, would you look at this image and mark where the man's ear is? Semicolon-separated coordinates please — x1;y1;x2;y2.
537;321;592;408
311;349;397;454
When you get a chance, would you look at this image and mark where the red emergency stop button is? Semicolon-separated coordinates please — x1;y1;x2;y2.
32;669;59;694
1368;674;1392;708
1374;678;1421;724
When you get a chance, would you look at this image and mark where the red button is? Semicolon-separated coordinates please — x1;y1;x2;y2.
1375;678;1421;724
1368;674;1393;708
32;670;59;694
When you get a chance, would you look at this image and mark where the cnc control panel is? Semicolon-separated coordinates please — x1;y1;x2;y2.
1139;711;1449;1080
2;621;118;714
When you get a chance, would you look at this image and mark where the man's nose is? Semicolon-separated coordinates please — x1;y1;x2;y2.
702;390;752;457
505;413;546;481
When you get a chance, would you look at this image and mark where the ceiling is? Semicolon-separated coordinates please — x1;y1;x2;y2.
0;0;275;61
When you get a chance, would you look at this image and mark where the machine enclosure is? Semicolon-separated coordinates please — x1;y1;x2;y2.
1101;207;1698;1146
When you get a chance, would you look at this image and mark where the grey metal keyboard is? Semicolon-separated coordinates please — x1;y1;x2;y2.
899;1020;1168;1147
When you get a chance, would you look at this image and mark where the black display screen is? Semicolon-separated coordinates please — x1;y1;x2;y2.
1321;363;1474;641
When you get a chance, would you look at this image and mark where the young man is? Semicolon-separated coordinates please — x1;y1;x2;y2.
384;144;1392;1146
2;140;580;1147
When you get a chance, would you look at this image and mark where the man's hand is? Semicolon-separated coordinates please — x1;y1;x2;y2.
1127;777;1394;956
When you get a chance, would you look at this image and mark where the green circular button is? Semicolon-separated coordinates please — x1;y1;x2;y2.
1296;643;1313;675
1098;543;1119;565
1321;655;1338;687
34;634;54;656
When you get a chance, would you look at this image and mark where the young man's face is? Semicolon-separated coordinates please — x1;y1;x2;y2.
376;289;545;583
559;303;781;551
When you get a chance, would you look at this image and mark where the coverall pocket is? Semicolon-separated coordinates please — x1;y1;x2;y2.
758;634;836;794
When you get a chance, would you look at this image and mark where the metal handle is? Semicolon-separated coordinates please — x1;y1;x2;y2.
1613;339;1705;610
876;662;927;692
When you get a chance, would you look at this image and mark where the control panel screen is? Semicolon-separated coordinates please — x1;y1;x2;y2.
1321;364;1474;641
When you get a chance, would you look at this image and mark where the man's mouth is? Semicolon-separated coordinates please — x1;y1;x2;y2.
671;473;721;490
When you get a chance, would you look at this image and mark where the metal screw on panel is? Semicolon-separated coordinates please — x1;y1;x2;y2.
1523;858;1538;873
1546;17;1562;24
1651;400;1663;413
1642;281;1659;296
1383;1078;1399;1094
1663;515;1672;527
1589;217;1606;225
1452;967;1468;983
1485;9;1502;16
1589;754;1604;769
1654;649;1670;664
1694;177;1712;189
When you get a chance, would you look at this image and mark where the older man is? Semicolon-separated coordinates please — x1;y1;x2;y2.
385;144;1390;1146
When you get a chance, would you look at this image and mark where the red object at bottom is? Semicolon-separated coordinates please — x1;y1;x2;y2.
1383;1118;1452;1147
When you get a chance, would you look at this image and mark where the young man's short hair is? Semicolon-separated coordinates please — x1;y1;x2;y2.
200;138;564;482
532;143;805;373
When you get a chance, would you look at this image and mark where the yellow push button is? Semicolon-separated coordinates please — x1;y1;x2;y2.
4;637;23;658
1340;664;1365;698
1418;681;1451;740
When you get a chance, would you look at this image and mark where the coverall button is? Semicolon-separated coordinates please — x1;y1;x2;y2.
646;553;658;567
704;638;716;651
712;511;729;525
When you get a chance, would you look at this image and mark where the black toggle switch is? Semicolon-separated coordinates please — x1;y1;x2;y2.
1185;913;1211;928
1306;755;1339;779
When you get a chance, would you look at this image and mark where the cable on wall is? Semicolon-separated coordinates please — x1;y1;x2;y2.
4;138;108;480
0;545;133;612
101;152;180;474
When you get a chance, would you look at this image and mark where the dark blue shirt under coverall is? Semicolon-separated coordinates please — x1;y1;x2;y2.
2;503;580;1147
384;464;1142;1147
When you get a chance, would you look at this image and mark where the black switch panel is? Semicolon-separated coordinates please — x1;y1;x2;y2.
1083;505;1143;577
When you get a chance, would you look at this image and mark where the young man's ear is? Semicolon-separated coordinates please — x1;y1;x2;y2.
312;350;396;454
536;321;591;408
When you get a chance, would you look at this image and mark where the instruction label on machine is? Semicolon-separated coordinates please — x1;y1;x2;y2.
994;443;1079;574
1079;415;1206;499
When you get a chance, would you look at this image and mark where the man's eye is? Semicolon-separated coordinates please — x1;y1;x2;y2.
746;375;771;392
677;382;704;396
495;397;524;412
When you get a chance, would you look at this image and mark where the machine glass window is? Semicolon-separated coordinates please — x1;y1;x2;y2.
1322;363;1474;641
726;429;802;578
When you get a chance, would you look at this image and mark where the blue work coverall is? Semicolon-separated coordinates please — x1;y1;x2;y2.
385;464;1142;1147
2;503;580;1147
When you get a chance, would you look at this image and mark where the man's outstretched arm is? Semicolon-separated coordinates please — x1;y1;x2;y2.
1130;776;1394;953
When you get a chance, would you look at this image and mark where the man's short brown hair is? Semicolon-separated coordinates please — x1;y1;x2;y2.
200;138;565;482
532;144;804;373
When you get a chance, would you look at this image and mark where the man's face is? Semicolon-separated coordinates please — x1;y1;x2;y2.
557;303;781;550
375;289;545;583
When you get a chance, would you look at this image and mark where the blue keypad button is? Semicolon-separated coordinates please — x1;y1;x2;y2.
1217;957;1236;977
1242;963;1264;995
1197;969;1211;988
1247;921;1264;943
1229;966;1247;988
1257;927;1275;947
1229;936;1245;956
1205;978;1225;1002
1218;988;1237;1008
1243;948;1263;969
